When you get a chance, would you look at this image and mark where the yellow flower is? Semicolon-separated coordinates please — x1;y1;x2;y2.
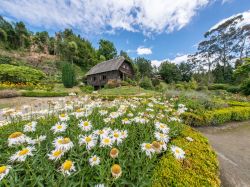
111;164;122;178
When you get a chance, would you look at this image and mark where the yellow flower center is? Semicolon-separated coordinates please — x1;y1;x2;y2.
83;121;89;126
18;148;29;156
9;132;23;139
160;133;164;138
160;124;165;129
53;150;63;157
175;149;180;154
111;164;121;174
145;143;151;149
57;125;62;129
110;148;118;155
99;130;104;134
103;138;110;144
76;109;81;112
0;166;7;174
85;137;92;143
124;118;128;121
93;157;97;161
58;138;70;144
63;160;72;170
60;114;66;117
114;133;119;138
152;141;161;149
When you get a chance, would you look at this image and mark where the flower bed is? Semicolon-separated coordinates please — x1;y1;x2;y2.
0;96;219;186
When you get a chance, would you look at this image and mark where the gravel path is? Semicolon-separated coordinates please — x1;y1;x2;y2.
197;121;250;187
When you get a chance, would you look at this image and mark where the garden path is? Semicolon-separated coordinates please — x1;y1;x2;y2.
197;121;250;187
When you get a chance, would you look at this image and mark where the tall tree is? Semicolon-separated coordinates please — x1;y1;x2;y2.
159;61;181;83
134;57;152;78
98;39;117;60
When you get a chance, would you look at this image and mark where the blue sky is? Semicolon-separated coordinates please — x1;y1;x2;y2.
0;0;249;65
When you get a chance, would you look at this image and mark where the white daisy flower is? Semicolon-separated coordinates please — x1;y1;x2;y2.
53;137;74;151
154;132;170;143
186;137;194;142
94;184;105;187
23;121;37;132
94;129;110;139
79;134;97;150
100;136;113;147
141;143;155;158
111;130;123;144
171;145;185;160
155;122;170;134
60;160;76;176
99;110;108;116
127;112;134;117
122;118;131;125
8;132;27;146
109;112;119;119
78;120;92;132
0;165;11;181
103;117;112;124
121;130;128;139
48;149;65;161
59;113;69;122
73;108;85;119
10;146;35;162
89;155;101;167
51;122;67;134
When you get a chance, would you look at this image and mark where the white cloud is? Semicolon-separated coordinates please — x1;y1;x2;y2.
172;54;189;64
221;0;232;4
136;46;152;55
151;54;189;67
210;10;250;31
0;0;210;35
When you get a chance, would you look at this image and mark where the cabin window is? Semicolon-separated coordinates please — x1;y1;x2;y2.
93;76;96;81
102;75;106;80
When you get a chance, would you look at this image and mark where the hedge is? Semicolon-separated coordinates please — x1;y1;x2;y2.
21;91;68;97
152;126;220;186
182;106;250;126
0;64;45;83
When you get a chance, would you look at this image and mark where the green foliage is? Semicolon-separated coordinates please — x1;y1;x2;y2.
226;86;241;94
139;76;153;90
183;107;250;126
196;85;208;91
234;58;250;82
152;126;220;187
0;55;12;64
134;57;153;78
98;39;117;60
21;90;68;97
80;85;94;93
105;79;121;89
240;78;250;95
159;61;181;83
62;63;76;88
178;62;194;82
151;78;160;87
0;64;45;83
208;83;229;90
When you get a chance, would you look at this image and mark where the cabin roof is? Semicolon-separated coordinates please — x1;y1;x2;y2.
86;56;126;76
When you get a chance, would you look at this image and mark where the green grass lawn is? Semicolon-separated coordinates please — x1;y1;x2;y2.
97;86;158;96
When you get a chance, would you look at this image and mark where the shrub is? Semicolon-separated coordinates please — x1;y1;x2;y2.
208;84;229;90
151;78;160;87
139;77;153;90
22;91;68;97
152;126;220;187
125;78;137;86
80;85;94;93
175;84;185;90
183;107;250;126
62;63;76;88
155;84;163;91
0;90;21;98
226;86;241;93
0;55;12;64
121;81;129;86
0;64;45;83
240;78;250;96
105;79;121;89
196;85;208;91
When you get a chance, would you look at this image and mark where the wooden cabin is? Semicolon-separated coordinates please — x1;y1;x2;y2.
86;56;134;88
